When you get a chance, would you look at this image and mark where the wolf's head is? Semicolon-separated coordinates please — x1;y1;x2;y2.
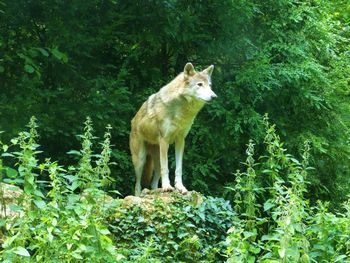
182;62;217;103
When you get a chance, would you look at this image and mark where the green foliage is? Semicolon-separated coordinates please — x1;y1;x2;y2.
0;117;349;262
0;118;121;262
0;118;238;262
10;116;44;205
0;0;350;259
226;115;350;262
109;194;235;262
0;0;349;204
305;201;349;262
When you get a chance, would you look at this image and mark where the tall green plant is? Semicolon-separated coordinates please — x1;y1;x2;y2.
76;117;95;189
227;115;313;262
9;116;44;208
226;140;263;262
95;124;114;189
0;118;121;262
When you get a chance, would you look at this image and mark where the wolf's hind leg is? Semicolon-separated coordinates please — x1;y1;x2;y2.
150;145;160;189
134;159;145;196
131;139;146;196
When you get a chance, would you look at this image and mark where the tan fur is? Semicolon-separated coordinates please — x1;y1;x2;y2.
130;63;216;196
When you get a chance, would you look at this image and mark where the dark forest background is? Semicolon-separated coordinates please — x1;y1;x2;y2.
1;0;349;206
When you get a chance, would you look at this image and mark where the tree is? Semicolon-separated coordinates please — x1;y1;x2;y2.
0;0;349;204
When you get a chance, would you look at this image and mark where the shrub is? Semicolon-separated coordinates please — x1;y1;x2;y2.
0;117;121;262
226;115;350;262
0;116;349;262
109;193;236;262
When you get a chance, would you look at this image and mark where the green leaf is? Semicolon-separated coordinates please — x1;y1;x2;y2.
300;254;310;263
3;234;19;248
9;204;23;212
264;200;274;211
116;254;125;261
247;256;255;263
98;228;111;235
2;153;14;157
51;48;68;63
67;150;81;156
6;167;18;177
78;244;87;251
2;144;8;152
34;200;46;209
10;138;18;145
71;252;83;259
334;255;347;262
278;247;286;258
24;64;35;74
37;48;49;57
261;234;280;241
0;65;4;73
0;219;6;227
34;190;45;198
13;246;30;257
198;211;205;221
243;231;255;238
69;180;80;191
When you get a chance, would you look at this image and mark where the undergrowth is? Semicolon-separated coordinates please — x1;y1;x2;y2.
0;115;349;262
225;115;350;262
109;194;234;262
0;117;120;262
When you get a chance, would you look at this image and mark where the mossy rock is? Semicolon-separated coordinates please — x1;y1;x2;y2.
109;190;235;262
122;189;204;210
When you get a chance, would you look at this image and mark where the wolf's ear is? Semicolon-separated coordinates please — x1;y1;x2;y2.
202;65;214;77
184;62;195;76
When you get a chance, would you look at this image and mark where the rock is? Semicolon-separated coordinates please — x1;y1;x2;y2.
121;188;204;209
0;183;24;218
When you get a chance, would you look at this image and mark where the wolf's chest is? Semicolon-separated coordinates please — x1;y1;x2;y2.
161;108;198;142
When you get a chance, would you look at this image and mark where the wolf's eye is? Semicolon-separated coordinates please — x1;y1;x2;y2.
197;82;203;87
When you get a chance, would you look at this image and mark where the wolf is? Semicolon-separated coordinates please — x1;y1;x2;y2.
130;62;216;196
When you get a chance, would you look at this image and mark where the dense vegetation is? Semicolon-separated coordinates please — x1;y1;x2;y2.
1;0;349;204
0;0;350;261
0;117;349;262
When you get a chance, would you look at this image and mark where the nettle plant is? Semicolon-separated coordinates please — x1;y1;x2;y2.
226;115;350;263
0;115;349;263
0;117;121;262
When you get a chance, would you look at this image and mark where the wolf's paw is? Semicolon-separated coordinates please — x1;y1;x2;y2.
175;184;188;195
161;184;174;192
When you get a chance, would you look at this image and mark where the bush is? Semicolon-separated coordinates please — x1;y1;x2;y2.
0;117;236;262
1;117;349;262
109;193;235;262
225;115;350;262
0;117;122;262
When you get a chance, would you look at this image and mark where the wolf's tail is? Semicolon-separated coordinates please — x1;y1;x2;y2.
141;154;153;189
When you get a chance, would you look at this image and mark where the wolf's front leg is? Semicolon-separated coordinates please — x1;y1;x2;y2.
159;138;173;191
175;138;188;194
